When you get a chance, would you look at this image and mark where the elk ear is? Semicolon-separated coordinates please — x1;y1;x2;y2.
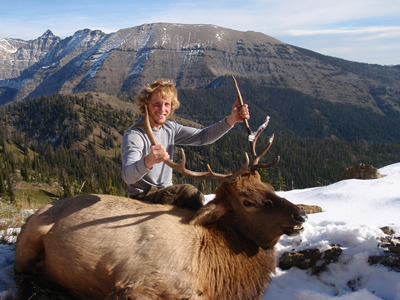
189;201;227;225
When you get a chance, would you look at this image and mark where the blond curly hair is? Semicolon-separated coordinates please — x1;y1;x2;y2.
135;80;180;114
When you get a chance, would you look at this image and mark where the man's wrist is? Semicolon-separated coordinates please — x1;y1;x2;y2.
225;114;236;126
144;155;154;169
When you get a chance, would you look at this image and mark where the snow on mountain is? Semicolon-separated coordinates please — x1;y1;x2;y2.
0;39;18;54
2;23;400;118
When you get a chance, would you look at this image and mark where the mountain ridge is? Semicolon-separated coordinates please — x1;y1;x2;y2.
1;23;399;117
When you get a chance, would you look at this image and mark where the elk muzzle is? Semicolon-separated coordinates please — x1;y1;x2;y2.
281;209;307;236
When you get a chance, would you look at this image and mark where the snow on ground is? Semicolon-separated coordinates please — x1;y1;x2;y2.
1;163;400;299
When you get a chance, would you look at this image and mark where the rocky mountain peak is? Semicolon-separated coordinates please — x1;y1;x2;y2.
0;23;399;116
40;29;55;39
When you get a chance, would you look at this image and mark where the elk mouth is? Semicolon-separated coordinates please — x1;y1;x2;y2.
281;225;304;236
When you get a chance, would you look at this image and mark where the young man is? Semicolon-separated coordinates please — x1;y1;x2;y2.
121;79;249;210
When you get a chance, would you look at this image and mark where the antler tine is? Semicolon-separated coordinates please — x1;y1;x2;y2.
134;105;249;181
249;131;277;166
250;156;280;172
232;75;280;170
175;151;250;181
249;116;270;161
140;105;158;145
232;75;252;136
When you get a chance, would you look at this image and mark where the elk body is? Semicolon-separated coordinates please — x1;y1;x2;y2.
14;77;307;299
15;173;306;299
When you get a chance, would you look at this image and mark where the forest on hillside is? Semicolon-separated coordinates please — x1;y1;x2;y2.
1;87;400;203
0;94;137;202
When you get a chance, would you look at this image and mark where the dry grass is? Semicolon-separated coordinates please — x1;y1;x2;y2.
0;181;56;240
0;202;25;231
0;201;35;245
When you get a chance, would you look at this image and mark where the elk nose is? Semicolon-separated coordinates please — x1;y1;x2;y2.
293;211;307;223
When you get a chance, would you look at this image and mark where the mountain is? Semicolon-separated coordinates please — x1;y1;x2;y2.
1;23;400;194
1;23;400;117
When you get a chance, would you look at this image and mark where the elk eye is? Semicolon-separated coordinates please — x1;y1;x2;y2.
243;200;255;207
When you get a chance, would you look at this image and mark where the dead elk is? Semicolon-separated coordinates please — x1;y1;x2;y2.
14;78;306;299
14;176;306;299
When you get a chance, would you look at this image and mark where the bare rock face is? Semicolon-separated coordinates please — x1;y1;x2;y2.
1;24;288;102
1;23;400;115
0;30;60;80
338;163;382;181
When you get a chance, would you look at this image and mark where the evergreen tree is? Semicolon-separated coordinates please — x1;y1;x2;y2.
5;173;15;203
275;171;286;191
0;172;5;198
21;156;30;182
257;168;272;183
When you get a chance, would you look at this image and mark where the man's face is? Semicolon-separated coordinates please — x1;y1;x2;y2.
147;91;172;129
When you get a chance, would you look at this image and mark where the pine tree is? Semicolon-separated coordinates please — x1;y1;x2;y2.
107;177;116;195
6;173;15;203
257;168;272;183
0;172;5;198
275;171;286;191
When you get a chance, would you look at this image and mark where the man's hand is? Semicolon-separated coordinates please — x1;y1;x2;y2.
226;96;250;126
145;144;170;169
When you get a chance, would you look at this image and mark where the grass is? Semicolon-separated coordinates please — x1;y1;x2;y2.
1;181;62;233
14;180;62;206
0;201;30;239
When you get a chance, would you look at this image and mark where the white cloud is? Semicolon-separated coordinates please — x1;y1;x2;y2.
1;0;400;65
287;26;400;37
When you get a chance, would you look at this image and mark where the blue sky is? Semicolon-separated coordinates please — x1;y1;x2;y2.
1;0;399;65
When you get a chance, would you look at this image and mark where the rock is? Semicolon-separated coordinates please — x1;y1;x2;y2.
370;227;400;271
338;163;382;181
380;226;396;235
297;204;322;214
279;244;342;275
368;255;400;271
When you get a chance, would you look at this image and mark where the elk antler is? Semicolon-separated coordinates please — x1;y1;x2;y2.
133;106;249;181
232;75;280;172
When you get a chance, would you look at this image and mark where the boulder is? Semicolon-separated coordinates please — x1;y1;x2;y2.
369;226;400;271
279;244;342;275
297;204;322;214
338;163;382;181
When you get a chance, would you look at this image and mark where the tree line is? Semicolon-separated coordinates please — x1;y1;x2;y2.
1;89;400;204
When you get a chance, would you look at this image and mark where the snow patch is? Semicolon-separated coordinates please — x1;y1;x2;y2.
2;163;400;299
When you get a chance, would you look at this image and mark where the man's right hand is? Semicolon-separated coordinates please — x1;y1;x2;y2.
145;144;170;169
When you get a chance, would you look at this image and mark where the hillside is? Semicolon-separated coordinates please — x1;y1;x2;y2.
1;23;399;117
0;93;138;203
1;91;400;205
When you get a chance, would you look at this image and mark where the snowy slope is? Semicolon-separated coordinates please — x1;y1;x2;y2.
1;163;400;299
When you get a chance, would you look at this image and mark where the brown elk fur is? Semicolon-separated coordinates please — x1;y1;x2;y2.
14;171;306;299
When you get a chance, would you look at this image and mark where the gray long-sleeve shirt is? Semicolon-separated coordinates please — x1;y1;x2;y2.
121;118;233;196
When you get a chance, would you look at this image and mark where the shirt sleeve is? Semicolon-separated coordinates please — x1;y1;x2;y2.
174;118;233;146
121;127;150;185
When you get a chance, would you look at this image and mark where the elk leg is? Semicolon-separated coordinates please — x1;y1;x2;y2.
14;222;52;274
